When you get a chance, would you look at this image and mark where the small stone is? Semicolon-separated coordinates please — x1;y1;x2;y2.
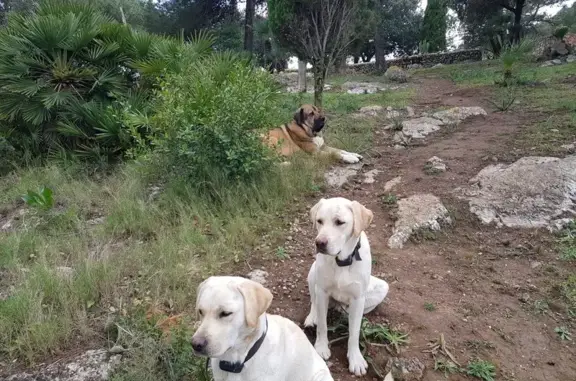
405;106;416;117
519;293;530;303
385;357;426;381
567;55;576;63
363;169;382;184
530;261;542;269
384;176;402;192
247;269;268;285
432;63;444;68
109;345;125;354
540;61;554;67
424;156;446;173
359;105;383;116
552;59;562;65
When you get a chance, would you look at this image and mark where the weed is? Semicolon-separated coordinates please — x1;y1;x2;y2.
532;299;550;315
466;360;496;381
381;193;398;205
21;186;54;210
558;221;576;261
434;358;459;377
361;319;409;353
392;118;404;131
490;86;517;112
276;246;289;260
554;326;572;341
465;340;495;353
424;302;436;311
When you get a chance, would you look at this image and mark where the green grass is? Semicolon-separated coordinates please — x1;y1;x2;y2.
434;358;459;377
424;302;436;311
0;154;326;366
466;360;496;381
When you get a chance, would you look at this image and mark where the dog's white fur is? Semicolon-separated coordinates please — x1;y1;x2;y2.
193;276;333;381
312;136;363;164
305;197;389;376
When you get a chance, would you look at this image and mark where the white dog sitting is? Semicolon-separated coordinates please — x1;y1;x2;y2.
304;197;389;376
192;276;334;381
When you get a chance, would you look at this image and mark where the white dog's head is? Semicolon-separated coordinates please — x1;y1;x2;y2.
310;197;373;256
191;276;273;357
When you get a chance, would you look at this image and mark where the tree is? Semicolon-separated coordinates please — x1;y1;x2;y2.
553;3;576;32
421;0;448;52
269;0;357;106
454;0;564;46
244;0;254;52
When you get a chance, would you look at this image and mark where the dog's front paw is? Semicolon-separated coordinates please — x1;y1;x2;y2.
304;312;317;327
347;349;368;376
314;340;331;360
340;153;361;164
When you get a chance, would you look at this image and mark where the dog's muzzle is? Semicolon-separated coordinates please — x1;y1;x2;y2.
312;117;325;135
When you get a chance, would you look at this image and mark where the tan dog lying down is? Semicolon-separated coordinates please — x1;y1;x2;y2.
264;104;363;164
192;276;333;381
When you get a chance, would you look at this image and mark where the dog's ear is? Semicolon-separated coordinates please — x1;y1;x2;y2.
310;198;326;227
350;201;373;237
293;107;305;125
237;279;273;328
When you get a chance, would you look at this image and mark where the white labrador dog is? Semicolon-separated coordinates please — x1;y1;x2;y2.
304;197;389;376
192;276;333;381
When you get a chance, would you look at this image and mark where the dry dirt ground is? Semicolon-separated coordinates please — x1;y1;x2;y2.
240;78;576;381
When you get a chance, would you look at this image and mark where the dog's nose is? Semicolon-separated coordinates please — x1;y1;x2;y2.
191;336;208;353
315;238;328;252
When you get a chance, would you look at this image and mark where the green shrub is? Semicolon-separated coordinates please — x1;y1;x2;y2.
554;25;569;40
0;0;210;165
151;52;282;188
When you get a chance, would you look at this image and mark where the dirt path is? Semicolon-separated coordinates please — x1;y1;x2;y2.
242;78;576;381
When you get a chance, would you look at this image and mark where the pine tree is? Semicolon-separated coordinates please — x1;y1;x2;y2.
420;0;448;52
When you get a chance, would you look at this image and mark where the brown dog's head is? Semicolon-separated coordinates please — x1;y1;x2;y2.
293;104;326;136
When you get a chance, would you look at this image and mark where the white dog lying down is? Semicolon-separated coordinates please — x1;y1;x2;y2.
304;197;390;376
192;276;334;381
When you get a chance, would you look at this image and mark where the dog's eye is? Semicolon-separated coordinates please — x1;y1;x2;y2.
219;311;232;318
335;219;345;226
317;219;323;225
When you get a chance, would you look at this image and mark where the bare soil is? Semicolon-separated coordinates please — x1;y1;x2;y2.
242;78;576;381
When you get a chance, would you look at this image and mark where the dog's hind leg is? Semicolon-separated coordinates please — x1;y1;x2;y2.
363;276;389;314
304;262;318;327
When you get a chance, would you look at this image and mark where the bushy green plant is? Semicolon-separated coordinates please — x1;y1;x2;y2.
0;0;209;164
152;52;282;189
498;38;534;86
22;186;54;210
554;25;569;40
419;40;431;54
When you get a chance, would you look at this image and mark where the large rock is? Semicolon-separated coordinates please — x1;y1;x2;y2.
384;357;426;381
432;106;487;124
388;194;451;249
384;66;408;83
400;117;444;139
462;156;576;229
324;164;363;187
7;349;122;381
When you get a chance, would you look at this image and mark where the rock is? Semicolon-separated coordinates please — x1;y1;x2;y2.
384;176;402;192
108;345;125;355
432;106;487;125
561;142;575;152
384;66;408;83
405;106;416;117
55;266;74;279
324;163;363;187
359;105;383;116
432;63;444;68
384;357;426;381
552;59;563;65
7;349;122;381
540;61;555;67
87;216;105;226
567;55;576;63
342;82;384;94
363;169;382;184
530;261;542;269
407;63;423;69
247;269;268;285
462;156;576;228
388;194;451;249
424;156;446;173
552;41;569;56
400;117;444;140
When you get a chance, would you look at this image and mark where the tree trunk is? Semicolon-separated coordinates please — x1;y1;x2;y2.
374;28;386;73
244;0;254;53
297;59;307;93
511;0;525;44
313;63;326;107
353;56;360;64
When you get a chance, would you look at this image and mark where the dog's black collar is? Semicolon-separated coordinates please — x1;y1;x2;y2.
335;240;362;267
206;317;269;374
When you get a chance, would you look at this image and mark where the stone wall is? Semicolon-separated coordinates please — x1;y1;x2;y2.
348;49;483;73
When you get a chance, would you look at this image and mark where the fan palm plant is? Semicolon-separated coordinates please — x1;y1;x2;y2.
0;0;214;164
